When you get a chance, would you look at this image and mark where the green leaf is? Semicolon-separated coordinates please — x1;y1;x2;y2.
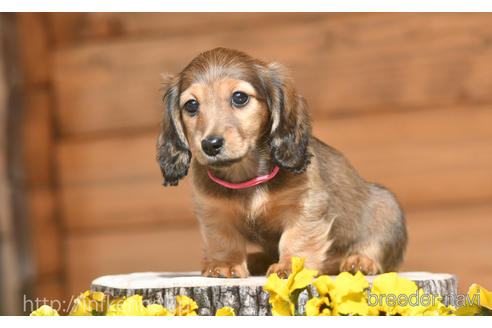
475;306;492;316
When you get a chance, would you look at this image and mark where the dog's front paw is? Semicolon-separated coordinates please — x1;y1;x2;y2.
340;254;380;275
266;261;292;278
201;262;249;278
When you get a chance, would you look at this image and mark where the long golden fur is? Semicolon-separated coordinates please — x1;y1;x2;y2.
157;47;407;278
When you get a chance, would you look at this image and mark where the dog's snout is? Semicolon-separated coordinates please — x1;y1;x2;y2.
201;136;224;156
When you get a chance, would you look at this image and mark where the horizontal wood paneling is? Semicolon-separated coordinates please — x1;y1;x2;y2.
22;88;53;187
322;105;492;210
16;12;64;310
57;133;159;186
47;13;332;48
52;13;492;136
28;189;61;276
60;179;195;231
34;278;65;307
64;203;492;297
16;13;49;85
57;105;492;230
65;227;203;297
403;204;492;293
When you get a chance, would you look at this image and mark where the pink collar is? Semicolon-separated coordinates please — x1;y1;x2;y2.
207;166;280;189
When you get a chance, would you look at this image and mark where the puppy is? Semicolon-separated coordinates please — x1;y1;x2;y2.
157;47;407;278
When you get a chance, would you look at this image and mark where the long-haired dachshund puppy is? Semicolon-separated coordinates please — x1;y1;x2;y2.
157;47;407;278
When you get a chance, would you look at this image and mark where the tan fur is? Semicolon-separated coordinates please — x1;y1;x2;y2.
157;48;407;278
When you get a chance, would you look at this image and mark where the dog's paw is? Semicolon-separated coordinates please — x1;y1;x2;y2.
266;261;292;279
340;254;380;275
201;263;249;278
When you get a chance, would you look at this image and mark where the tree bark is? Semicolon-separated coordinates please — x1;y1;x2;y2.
91;271;458;316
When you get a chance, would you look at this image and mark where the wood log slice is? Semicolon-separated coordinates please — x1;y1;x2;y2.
91;271;457;316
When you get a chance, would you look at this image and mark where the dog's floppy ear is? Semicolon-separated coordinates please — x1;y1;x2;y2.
156;74;191;186
260;62;312;175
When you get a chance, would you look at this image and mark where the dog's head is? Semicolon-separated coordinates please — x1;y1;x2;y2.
157;47;312;186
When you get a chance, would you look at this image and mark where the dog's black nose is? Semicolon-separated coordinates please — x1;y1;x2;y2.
201;136;224;156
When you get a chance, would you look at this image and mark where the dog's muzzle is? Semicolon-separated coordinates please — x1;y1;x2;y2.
201;136;224;156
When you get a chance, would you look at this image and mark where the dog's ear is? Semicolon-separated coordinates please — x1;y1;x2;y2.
156;74;191;186
260;62;312;175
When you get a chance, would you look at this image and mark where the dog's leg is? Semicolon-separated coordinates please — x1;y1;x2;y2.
266;219;334;278
199;218;249;278
339;184;407;275
339;253;381;275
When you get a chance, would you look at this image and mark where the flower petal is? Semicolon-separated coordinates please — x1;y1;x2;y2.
289;267;318;292
147;304;174;316
264;273;290;302
216;306;236;316
313;275;334;296
270;294;295;316
468;284;492;310
306;297;331;316
30;305;60;316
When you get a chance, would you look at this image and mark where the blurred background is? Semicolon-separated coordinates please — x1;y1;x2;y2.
0;12;491;315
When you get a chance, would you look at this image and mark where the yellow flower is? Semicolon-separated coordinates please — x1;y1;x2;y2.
69;290;109;316
422;298;456;316
30;305;60;316
175;295;198;316
264;273;291;302
315;272;373;315
147;304;174;316
287;257;318;292
469;284;492;310
263;257;318;316
330;271;375;316
269;293;295;316
216;306;235;316
264;274;293;316
337;292;375;316
106;295;149;316
455;284;492;316
332;271;369;296
369;272;454;316
312;275;334;296
306;297;331;316
369;272;420;315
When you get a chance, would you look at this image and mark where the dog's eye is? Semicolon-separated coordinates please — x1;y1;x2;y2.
231;92;249;107
183;99;199;116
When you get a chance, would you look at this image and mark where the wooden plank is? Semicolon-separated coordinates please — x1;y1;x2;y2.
65;226;203;298
59;178;195;231
47;13;331;48
1;12;36;315
316;106;492;209
57;131;160;186
402;204;492;293
57;105;492;231
52;13;492;136
28;188;61;276
21;88;53;187
33;277;66;313
16;13;50;85
16;13;63;309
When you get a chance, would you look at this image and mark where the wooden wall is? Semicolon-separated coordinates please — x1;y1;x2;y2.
16;13;492;302
1;13;28;316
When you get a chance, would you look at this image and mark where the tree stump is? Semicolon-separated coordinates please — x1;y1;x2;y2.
91;271;457;316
